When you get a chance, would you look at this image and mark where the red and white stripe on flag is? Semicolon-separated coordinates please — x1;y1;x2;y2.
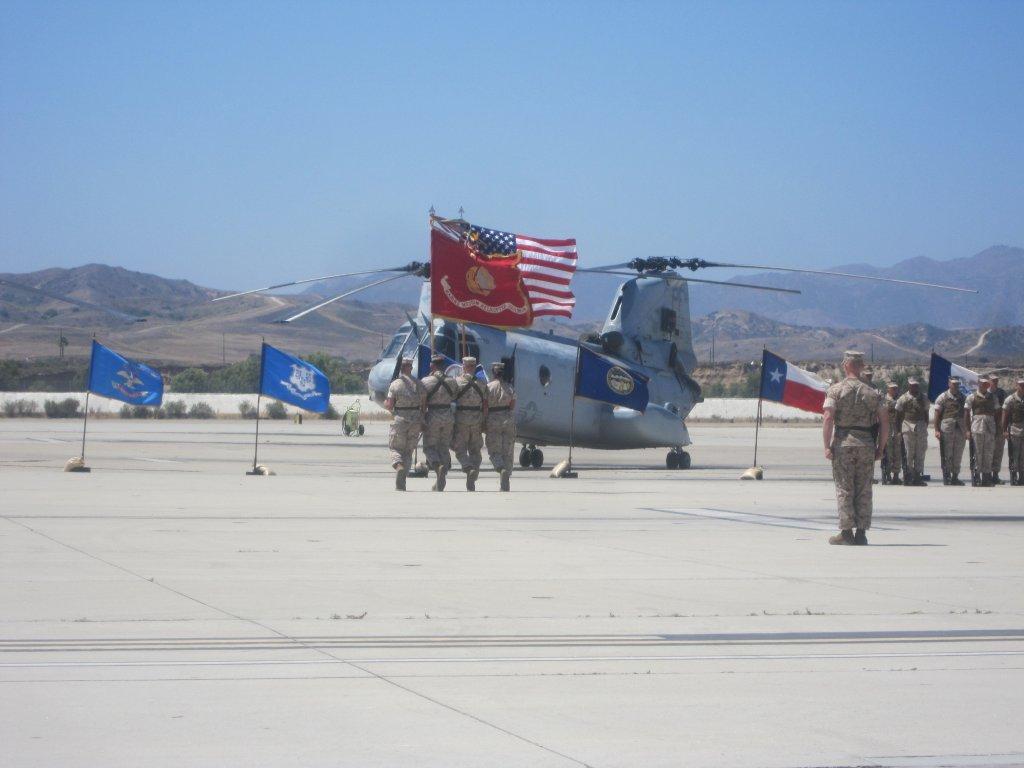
515;234;577;318
782;362;828;413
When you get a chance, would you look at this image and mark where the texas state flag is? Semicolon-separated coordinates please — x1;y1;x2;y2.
759;349;828;414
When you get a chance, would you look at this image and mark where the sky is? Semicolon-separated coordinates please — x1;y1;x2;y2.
2;0;1023;291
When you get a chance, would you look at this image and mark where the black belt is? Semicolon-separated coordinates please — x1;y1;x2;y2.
456;406;481;411
427;404;451;410
489;406;510;412
836;425;873;433
394;407;420;412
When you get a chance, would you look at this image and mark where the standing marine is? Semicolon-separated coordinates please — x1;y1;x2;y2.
881;381;903;484
964;376;998;487
484;361;516;492
420;354;456;491
894;377;930;485
822;351;887;546
1002;377;1024;486
933;377;967;485
989;374;1008;484
383;357;424;491
451;356;487;491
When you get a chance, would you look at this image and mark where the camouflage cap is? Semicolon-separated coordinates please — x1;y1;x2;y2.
400;357;414;367
842;350;865;364
907;377;920;385
1017;378;1024;385
430;354;446;365
979;376;990;384
886;381;898;389
462;356;477;366
948;376;960;384
490;361;505;371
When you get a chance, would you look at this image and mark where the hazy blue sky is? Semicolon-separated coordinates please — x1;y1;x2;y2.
2;0;1022;290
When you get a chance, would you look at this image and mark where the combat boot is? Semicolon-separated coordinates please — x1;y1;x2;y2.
466;468;478;492
913;472;928;486
854;528;868;545
395;465;407;491
993;473;1003;485
432;465;447;492
499;469;511;492
828;530;855;546
951;474;965;486
981;473;993;487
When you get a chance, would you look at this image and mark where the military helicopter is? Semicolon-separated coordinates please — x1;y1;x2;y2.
215;235;976;470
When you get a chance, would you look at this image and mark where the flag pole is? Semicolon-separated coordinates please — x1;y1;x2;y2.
248;340;265;475
560;345;581;479
68;336;96;472
742;347;766;480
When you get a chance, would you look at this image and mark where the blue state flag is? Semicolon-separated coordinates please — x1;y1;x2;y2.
259;343;331;413
928;352;978;402
575;346;649;412
88;340;164;406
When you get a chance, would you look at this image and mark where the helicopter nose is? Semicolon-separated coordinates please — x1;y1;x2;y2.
367;359;395;404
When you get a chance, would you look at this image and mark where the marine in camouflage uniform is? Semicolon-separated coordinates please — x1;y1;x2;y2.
451;356;487;491
420;354;456;492
933;379;967;486
989;375;1008;483
823;351;887;545
965;377;998;486
384;358;423;491
485;361;516;492
881;382;903;484
1002;379;1024;485
894;378;930;485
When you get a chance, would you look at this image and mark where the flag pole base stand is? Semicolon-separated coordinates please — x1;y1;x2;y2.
740;466;764;480
409;461;430;478
246;464;275;476
550;459;578;478
64;457;90;473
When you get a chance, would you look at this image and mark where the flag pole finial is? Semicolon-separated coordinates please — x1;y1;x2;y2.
458;206;464;220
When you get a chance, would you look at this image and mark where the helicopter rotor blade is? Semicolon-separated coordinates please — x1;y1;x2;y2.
279;273;414;323
212;262;429;303
578;269;802;295
0;278;147;323
676;259;978;294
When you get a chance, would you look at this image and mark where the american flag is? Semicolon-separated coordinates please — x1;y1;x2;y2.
468;224;578;318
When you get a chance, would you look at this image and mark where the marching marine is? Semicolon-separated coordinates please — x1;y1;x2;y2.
881;382;903;484
822;351;887;546
383;357;424;491
989;374;1008;484
933;377;967;485
1002;378;1024;486
964;376;999;487
420;354;456;491
451;356;488;491
485;361;516;492
894;377;930;485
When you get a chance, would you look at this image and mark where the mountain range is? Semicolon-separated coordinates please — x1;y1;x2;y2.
1;247;1021;365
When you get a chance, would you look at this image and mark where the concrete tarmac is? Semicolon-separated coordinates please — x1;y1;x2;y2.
1;418;1022;767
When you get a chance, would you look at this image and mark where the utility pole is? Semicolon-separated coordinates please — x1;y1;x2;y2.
222;333;226;364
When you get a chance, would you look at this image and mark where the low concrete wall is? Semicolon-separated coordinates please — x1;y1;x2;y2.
0;392;389;418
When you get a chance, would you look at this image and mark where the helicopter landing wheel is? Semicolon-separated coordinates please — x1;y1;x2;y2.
519;447;531;468
667;449;691;470
520;445;544;469
530;448;544;469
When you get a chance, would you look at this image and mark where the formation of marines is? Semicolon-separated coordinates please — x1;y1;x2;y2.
825;351;1022;546
383;354;517;493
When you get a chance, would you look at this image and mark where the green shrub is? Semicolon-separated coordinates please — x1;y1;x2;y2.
321;403;340;420
2;399;41;417
170;367;211;393
238;401;257;419
265;400;287;419
120;404;153;419
159;400;188;419
44;398;81;418
188;401;215;419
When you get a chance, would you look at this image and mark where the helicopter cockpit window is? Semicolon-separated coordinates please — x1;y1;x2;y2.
539;365;551;387
383;332;407;358
610;295;623;320
433;328;480;362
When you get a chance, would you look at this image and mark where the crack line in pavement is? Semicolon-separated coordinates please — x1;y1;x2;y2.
1;516;594;768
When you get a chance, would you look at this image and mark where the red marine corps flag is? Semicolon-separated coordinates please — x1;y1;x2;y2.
430;215;577;327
